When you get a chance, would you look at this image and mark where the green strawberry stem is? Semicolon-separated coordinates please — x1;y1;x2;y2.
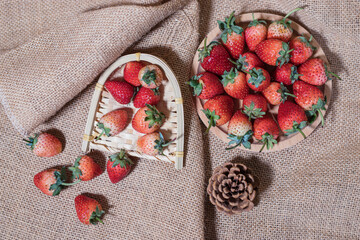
60;179;81;186
96;217;104;224
227;11;235;29
226;142;241;150
205;123;212;134
298;128;306;139
317;109;325;127
96;129;105;140
283;7;303;22
327;70;342;80
259;142;267;153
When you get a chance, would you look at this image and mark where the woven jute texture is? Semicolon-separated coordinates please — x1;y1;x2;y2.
0;0;359;239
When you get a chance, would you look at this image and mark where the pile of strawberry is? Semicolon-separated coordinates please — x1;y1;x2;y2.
190;9;340;152
26;61;174;225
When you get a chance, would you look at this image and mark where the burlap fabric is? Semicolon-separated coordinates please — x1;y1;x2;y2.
0;0;359;239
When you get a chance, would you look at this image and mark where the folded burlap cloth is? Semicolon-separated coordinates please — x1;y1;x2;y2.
1;0;359;239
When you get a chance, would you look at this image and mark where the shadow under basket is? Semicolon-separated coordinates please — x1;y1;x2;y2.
82;53;185;170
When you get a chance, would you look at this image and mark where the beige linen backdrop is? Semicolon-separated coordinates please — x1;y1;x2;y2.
0;0;359;239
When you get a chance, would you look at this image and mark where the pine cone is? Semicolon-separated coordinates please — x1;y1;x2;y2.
207;162;259;215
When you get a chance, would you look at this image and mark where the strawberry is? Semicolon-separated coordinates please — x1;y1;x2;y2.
137;132;174;156
262;82;296;105
24;133;62;157
221;68;249;99
198;38;234;76
298;58;341;86
226;110;253;150
123;61;145;86
75;195;104;225
202;95;234;133
132;104;165;134
97;109;128;138
267;7;303;42
105;80;134;104
133;87;160;108
289;35;316;65
277;101;308;139
230;52;264;72
187;72;224;99
275;63;302;85
68;155;102;182
217;11;245;59
245;13;267;51
255;39;293;67
245;67;271;91
34;168;67;196
107;149;133;184
138;64;163;89
253;115;279;152
243;94;268;120
293;80;326;126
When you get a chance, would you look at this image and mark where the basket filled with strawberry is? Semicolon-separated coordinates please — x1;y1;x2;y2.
82;53;184;169
190;9;339;152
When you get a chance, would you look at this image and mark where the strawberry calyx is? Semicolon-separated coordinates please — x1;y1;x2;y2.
245;68;266;88
187;74;204;96
151;87;160;96
230;55;248;71
275;7;303;29
324;64;342;81
277;83;296;103
226;130;253;150
109;149;133;169
142;69;157;86
248;13;267;27
23;134;39;150
89;206;105;225
259;133;278;152
154;132;175;155
48;167;67;196
284;120;307;139
276;42;293;67
290;65;302;84
198;38;219;62
299;35;316;51
221;68;237;86
68;157;83;180
243;102;266;121
96;122;111;140
202;109;220;133
217;11;244;43
306;97;327;126
144;104;165;128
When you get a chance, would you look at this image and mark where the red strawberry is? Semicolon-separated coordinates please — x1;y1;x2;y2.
298;58;341;86
33;168;67;196
275;63;302;85
255;39;293;67
24;133;62;157
138;64;163;89
293;80;326;126
221;68;249;99
243;94;268;120
97;109;128;138
231;52;264;72
289;35;316;65
68;155;103;182
137;132;174;156
227;110;253;150
75;195;104;225
202;95;234;133
245;67;271;91
123;61;145;86
217;11;245;59
198;38;234;76
277;101;308;139
187;72;224;99
267;7;303;42
132;104;165;134
262;82;295;105
245;13;267;51
107;149;133;184
253;115;279;152
133;87;161;108
105;80;134;104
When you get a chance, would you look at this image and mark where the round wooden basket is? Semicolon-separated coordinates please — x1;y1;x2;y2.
82;53;184;169
191;12;332;152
